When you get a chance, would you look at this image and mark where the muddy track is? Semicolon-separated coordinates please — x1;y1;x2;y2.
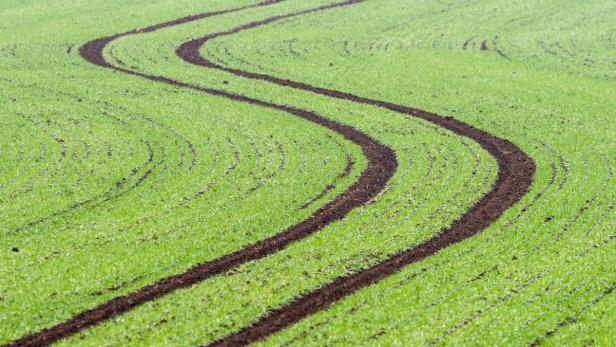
5;1;396;346
175;0;535;345
6;0;533;346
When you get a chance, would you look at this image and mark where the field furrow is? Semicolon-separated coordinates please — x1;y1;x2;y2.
1;0;613;345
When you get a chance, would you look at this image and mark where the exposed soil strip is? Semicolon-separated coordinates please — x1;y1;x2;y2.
480;39;489;50
5;1;397;346
174;1;535;345
462;36;474;50
493;36;511;60
6;0;534;345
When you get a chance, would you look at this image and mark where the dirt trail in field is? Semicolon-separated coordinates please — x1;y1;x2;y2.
6;1;397;346
176;1;535;346
6;0;534;346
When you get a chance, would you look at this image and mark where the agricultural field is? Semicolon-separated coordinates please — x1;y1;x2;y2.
0;0;614;346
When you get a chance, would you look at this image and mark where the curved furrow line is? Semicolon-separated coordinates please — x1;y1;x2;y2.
12;133;238;278
341;140;490;268
529;283;615;347
175;0;534;345
523;237;615;346
366;142;434;216
9;138;158;234
300;152;353;210
14;80;351;285
77;119;320;261
282;131;357;210
360;143;463;241
7;0;534;346
0;100;123;203
111;135;240;235
534;153;612;245
4;116;69;201
138;114;198;172
0;78;187;235
2;130;59;202
342;141;446;248
399;151;611;345
417;139;563;312
0;116;103;207
0;133;34;196
5;1;396;346
432;211;615;346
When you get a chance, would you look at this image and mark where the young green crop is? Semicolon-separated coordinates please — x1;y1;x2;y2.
1;0;494;343
1;0;614;345
0;0;368;342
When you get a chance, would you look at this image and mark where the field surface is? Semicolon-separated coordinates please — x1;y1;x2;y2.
0;0;614;346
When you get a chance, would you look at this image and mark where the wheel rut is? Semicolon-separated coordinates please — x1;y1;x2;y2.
177;0;535;345
6;1;395;346
6;0;534;346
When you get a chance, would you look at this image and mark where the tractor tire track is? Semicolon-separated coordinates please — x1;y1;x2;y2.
6;1;397;346
6;0;534;345
174;0;535;345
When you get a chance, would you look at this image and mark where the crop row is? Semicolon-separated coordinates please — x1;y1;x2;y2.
1;0;614;345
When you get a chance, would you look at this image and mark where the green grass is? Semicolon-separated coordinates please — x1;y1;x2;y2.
1;0;615;346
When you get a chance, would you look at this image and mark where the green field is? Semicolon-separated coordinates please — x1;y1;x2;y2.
1;0;614;346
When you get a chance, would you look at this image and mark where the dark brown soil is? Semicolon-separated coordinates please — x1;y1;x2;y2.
6;1;396;347
6;0;534;346
174;1;535;346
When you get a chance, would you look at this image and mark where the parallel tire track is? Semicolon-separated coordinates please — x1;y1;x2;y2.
6;1;396;346
6;0;534;346
175;0;535;345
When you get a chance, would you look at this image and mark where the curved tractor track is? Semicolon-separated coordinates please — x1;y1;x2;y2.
7;0;534;346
